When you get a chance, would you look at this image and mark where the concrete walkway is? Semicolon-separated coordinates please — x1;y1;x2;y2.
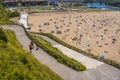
2;25;120;80
36;35;103;69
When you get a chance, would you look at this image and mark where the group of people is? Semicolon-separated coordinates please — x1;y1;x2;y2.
28;11;120;62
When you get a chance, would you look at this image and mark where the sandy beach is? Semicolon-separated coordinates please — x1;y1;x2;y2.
28;11;120;63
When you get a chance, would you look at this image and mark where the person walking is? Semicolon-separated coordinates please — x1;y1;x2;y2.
29;44;33;53
30;41;34;49
29;41;34;53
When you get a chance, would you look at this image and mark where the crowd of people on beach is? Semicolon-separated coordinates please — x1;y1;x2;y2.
28;11;120;62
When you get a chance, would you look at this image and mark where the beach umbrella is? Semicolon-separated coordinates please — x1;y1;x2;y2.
38;24;41;27
100;55;105;59
57;30;62;34
51;30;55;33
84;43;90;47
44;22;50;25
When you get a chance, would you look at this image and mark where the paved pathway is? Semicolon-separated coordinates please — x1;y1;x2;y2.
1;25;120;80
36;35;103;69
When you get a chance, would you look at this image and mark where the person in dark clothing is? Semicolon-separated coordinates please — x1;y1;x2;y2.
30;41;34;49
29;44;33;53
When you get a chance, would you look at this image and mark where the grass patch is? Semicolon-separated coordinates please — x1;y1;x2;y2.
0;28;8;42
0;5;13;26
0;29;62;80
9;11;20;18
33;32;120;69
28;32;86;71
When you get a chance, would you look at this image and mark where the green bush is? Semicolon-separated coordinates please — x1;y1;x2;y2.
32;32;120;69
0;28;8;42
28;33;86;71
0;5;13;25
9;11;20;18
0;29;62;80
74;4;81;7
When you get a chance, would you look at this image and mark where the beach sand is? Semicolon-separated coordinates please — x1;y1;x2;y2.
28;11;120;63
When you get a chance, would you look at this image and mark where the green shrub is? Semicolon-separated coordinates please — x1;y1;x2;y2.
74;4;81;7
0;28;8;42
0;40;7;50
28;33;86;71
9;11;20;18
0;5;13;25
